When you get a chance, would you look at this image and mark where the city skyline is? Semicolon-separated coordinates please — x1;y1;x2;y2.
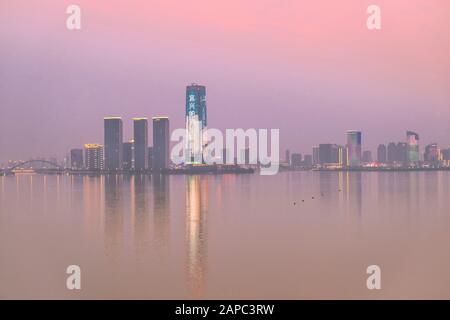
1;1;449;163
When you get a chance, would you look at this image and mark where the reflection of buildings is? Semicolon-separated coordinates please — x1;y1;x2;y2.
152;175;170;249
185;176;208;298
341;172;362;217
132;175;150;249
104;175;124;256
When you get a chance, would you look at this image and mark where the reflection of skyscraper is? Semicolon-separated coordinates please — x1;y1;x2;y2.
185;84;207;164
132;175;150;249
133;118;148;171
104;175;124;256
153;117;170;172
104;117;123;170
185;176;208;298
406;131;420;165
346;130;362;168
153;175;170;250
84;144;104;170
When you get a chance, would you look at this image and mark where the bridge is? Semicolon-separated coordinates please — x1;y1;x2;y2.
0;160;64;175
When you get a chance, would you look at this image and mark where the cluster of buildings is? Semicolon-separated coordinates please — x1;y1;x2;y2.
286;130;450;170
70;116;170;172
69;83;207;172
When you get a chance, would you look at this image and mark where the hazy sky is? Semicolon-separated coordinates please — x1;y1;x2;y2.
1;0;449;163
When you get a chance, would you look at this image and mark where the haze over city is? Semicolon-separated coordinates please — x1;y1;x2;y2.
1;0;449;163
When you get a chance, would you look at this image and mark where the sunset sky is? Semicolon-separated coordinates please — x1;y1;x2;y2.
1;0;449;162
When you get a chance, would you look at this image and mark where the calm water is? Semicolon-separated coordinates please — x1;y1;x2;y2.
1;171;450;299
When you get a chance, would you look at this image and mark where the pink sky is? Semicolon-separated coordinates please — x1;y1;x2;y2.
0;0;449;162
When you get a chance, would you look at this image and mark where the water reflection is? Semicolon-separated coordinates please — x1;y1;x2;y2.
185;176;208;298
152;174;170;252
104;175;124;257
132;175;150;251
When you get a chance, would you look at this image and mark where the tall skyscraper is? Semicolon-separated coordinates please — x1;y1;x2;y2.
123;140;134;171
153;117;170;172
104;117;123;170
285;149;290;165
377;144;387;163
70;149;83;169
133;118;148;170
346;130;362;168
406;131;420;165
185;84;207;164
84;144;104;170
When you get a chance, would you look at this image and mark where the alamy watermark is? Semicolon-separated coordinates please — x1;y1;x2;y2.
171;128;280;176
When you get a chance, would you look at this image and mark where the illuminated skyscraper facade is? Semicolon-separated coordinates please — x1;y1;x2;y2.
406;131;420;164
84;144;104;170
185;84;207;164
346;130;362;167
104;117;123;170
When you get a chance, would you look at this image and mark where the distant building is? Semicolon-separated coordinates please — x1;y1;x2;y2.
303;154;313;167
104;117;123;170
441;148;450;166
285;150;290;165
377;144;387;163
397;142;408;164
387;142;397;163
70;149;83;169
291;153;302;167
123;140;134;171
424;143;439;166
406;131;420;165
133;118;148;170
362;150;372;163
153;117;170;172
312;146;320;165
84;144;104;170
347;130;362;167
319;144;340;165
